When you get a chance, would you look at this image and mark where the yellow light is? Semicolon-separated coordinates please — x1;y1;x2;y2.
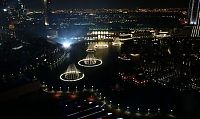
130;54;140;57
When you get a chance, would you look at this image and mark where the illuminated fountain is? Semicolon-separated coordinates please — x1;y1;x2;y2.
112;38;122;46
94;42;108;49
86;42;96;52
78;53;102;67
60;64;84;82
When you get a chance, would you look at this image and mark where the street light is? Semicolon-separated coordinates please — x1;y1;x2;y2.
75;86;78;92
67;87;70;93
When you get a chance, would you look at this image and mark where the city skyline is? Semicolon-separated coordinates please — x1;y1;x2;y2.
1;0;200;119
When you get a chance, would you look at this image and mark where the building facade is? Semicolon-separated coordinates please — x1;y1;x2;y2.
189;0;200;25
44;0;52;26
189;0;200;37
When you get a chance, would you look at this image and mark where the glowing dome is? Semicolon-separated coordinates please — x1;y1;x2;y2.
60;64;84;82
78;53;102;67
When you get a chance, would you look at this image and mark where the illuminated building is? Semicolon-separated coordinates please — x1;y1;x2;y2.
86;30;115;40
191;24;200;37
154;31;171;38
15;0;26;20
119;33;132;41
43;0;58;39
43;0;51;26
1;0;7;8
188;0;199;25
189;0;200;37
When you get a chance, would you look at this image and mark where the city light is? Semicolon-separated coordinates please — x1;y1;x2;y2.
62;41;71;48
1;0;200;118
3;9;7;12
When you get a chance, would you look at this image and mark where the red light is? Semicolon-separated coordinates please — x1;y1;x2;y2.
87;95;95;101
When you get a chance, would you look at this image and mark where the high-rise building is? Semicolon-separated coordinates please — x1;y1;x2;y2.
189;0;200;37
1;0;7;8
15;0;26;21
189;0;200;25
43;0;57;39
43;0;51;26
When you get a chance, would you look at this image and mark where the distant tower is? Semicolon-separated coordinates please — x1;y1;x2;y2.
189;0;200;37
1;0;7;8
43;0;51;26
189;0;200;25
16;0;26;20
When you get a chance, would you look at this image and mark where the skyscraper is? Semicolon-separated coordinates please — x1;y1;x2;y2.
1;0;7;8
43;0;51;26
189;0;200;37
15;0;26;21
189;0;200;25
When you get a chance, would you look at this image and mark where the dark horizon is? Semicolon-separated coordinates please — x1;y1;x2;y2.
18;0;190;9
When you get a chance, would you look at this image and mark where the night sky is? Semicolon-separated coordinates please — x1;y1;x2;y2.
12;0;190;9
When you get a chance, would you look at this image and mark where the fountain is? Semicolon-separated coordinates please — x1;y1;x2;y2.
86;42;96;52
112;38;122;46
60;64;84;82
78;53;102;67
94;42;108;49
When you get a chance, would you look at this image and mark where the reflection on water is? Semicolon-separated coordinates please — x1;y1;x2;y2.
38;40;200;118
59;63;84;82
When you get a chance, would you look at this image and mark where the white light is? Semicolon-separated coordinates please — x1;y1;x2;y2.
130;54;140;57
62;42;71;48
60;73;84;82
3;9;7;12
44;0;47;4
96;105;99;107
107;113;112;115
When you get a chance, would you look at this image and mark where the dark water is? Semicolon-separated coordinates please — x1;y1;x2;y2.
38;41;200;119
